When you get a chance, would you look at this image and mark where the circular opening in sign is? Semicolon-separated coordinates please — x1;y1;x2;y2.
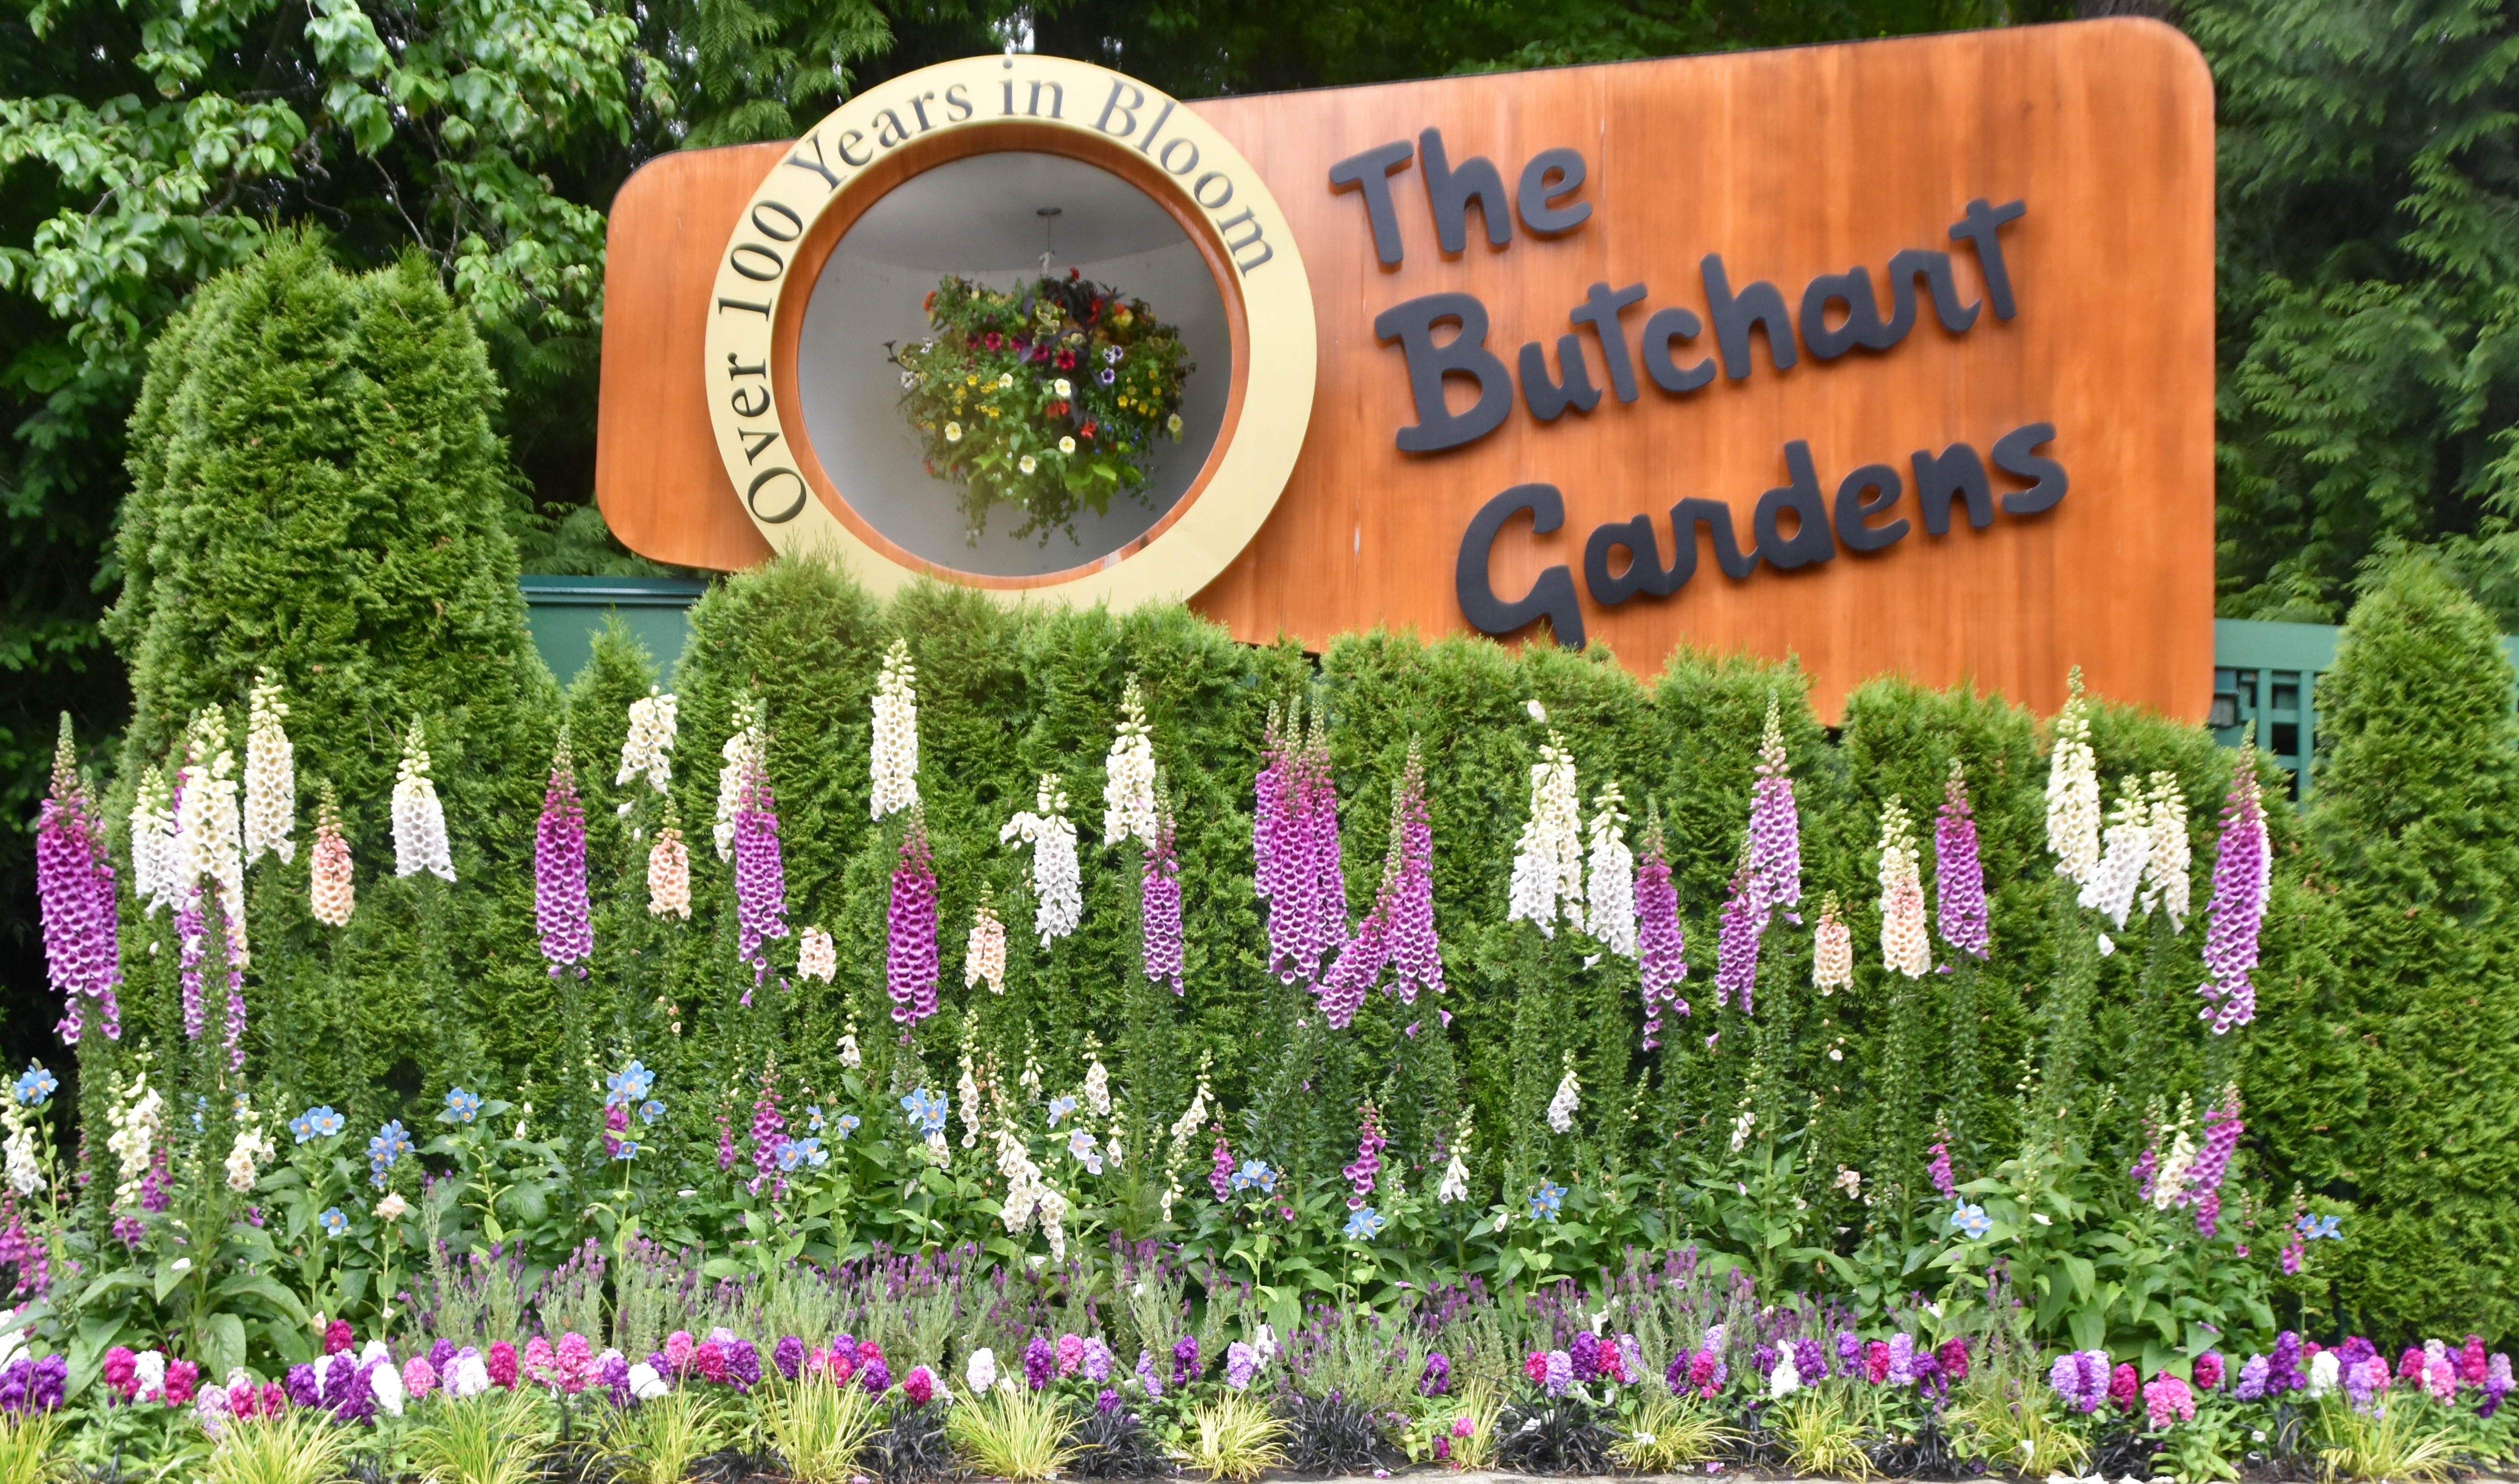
794;151;1233;576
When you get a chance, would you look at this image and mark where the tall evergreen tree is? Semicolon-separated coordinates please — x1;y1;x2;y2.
2306;555;2519;1337
108;235;561;1111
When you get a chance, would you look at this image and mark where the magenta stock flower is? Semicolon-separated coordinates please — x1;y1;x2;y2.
36;719;121;1044
887;811;940;1028
2198;765;2269;1034
535;738;592;978
1635;809;1688;1048
733;751;790;989
1935;761;1990;959
1141;808;1184;996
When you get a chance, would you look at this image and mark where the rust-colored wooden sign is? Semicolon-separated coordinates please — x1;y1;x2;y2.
596;20;2214;720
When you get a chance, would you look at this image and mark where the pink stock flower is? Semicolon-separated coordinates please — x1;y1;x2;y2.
2144;1373;2195;1429
403;1356;438;1400
555;1333;593;1395
665;1331;696;1374
523;1336;557;1387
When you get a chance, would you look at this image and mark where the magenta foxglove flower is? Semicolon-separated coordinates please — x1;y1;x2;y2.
887;810;939;1027
1256;700;1346;989
535;738;593;977
1713;855;1765;1014
2190;1087;2243;1236
733;749;790;987
176;882;208;1042
1635;809;1688;1048
1935;761;1990;959
1341;1102;1385;1209
1141;807;1184;996
749;1071;786;1189
1926;1139;1956;1200
36;718;120;1044
1747;697;1801;912
2197;765;2269;1033
1383;741;1445;1002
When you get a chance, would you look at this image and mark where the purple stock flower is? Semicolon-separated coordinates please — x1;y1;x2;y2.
35;720;120;1044
1225;1342;1259;1389
2268;1332;2304;1394
1635;811;1689;1048
1885;1334;1916;1386
1097;1387;1121;1414
1665;1351;1689;1393
324;1357;376;1424
1794;1337;1827;1381
1142;810;1185;996
1081;1339;1113;1383
1025;1336;1056;1390
859;1356;891;1394
286;1364;320;1408
27;1356;62;1414
597;1352;631;1405
774;1336;805;1381
429;1340;455;1373
1136;1349;1164;1399
726;1338;761;1390
733;749;790;986
1172;1335;1199;1387
2236;1355;2270;1400
535;738;593;977
1935;761;1990;958
1544;1350;1574;1396
1570;1332;1603;1382
887;811;940;1027
2198;765;2268;1033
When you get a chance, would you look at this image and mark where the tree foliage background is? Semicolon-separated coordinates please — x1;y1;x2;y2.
6;0;2518;1072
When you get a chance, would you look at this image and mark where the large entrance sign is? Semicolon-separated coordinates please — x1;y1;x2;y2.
596;21;2214;719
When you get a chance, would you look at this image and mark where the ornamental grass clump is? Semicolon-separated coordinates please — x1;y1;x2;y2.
894;272;1192;541
764;1366;885;1483
407;1387;554;1484
1186;1388;1288;1482
204;1410;357;1484
948;1379;1076;1481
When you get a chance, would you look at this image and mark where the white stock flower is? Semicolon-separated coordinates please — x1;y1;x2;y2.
964;904;1006;993
391;716;454;883
617;688;679;794
2308;1351;2339;1397
966;1348;999;1394
1101;677;1158;848
369;1357;406;1416
628;1362;668;1400
1877;798;1929;979
1585;783;1636;958
871;639;920;820
1508;728;1585;938
2045;673;2100;887
2081;780;2150;930
2141;772;2191;931
714;697;766;860
242;673;296;867
445;1351;490;1398
1001;775;1082;947
1769;1350;1802;1398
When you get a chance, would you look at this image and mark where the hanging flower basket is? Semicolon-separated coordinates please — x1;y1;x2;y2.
894;270;1193;543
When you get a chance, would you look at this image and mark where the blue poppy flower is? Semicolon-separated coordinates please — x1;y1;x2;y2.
14;1066;56;1108
296;1106;343;1143
1231;1160;1276;1194
1529;1182;1566;1221
606;1060;655;1108
1068;1130;1104;1175
899;1089;948;1138
1344;1206;1385;1241
367;1120;410;1186
613;1140;640;1162
443;1089;480;1124
1953;1202;1994;1240
805;1104;826;1133
318;1208;350;1238
1046;1095;1078;1128
835;1115;861;1140
639;1099;666;1125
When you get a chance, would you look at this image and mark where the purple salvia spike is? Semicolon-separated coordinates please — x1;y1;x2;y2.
2197;764;2268;1033
535;736;593;977
1141;805;1184;996
1634;806;1688;1048
888;809;940;1026
1934;760;1990;959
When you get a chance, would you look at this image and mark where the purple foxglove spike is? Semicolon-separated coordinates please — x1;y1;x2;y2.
734;749;791;983
535;739;593;976
1935;761;1990;959
2197;766;2269;1033
888;811;940;1026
